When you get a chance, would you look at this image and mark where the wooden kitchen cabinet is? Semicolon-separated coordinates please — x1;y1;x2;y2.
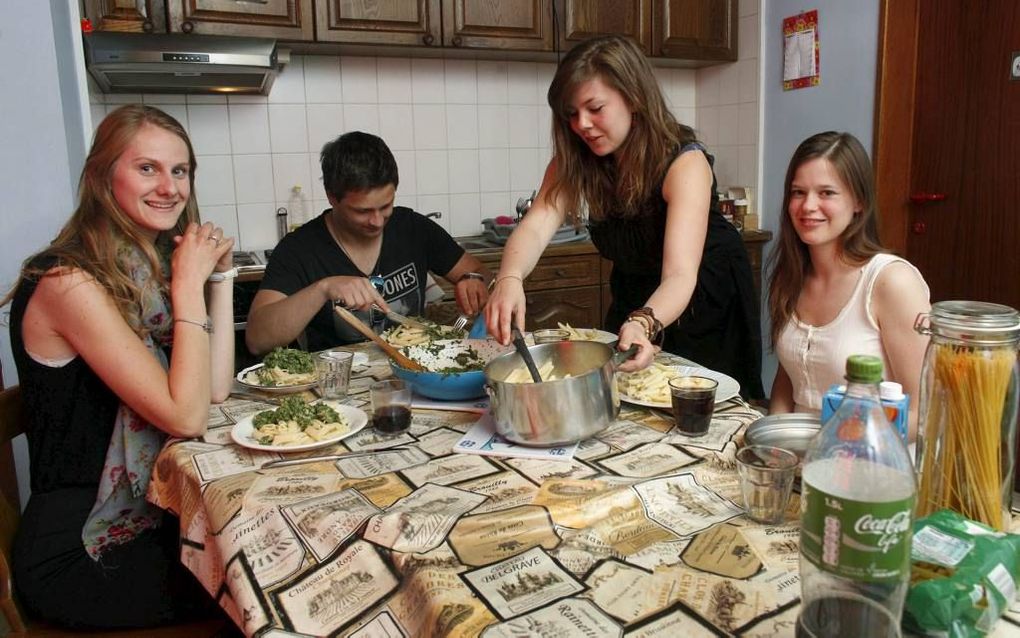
166;0;313;40
652;0;737;62
442;0;555;51
84;0;313;39
83;0;166;33
317;0;553;52
315;0;441;47
427;230;770;331
560;0;652;54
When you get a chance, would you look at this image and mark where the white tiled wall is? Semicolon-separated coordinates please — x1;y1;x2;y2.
89;34;759;251
696;0;761;204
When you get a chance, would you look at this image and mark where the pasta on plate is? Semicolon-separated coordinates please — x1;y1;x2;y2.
245;347;317;387
616;362;682;404
251;397;349;447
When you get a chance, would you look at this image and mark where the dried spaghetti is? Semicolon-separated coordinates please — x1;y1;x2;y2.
916;343;1015;530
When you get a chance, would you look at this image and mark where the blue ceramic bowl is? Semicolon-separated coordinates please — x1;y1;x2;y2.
389;339;508;401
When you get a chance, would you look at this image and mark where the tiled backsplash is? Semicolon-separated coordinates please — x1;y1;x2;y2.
89;7;758;251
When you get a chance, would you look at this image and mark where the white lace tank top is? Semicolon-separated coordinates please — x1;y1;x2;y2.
775;253;929;413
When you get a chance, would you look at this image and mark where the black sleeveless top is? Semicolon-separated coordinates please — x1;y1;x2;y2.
9;257;120;494
587;143;765;399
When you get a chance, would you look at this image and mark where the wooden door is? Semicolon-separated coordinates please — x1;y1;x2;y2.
652;0;737;62
442;0;554;51
84;0;167;33
316;0;441;46
875;0;1020;306
166;0;313;40
561;0;652;54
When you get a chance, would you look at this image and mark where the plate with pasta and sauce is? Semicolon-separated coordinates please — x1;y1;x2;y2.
231;396;368;452
616;363;740;408
236;347;319;394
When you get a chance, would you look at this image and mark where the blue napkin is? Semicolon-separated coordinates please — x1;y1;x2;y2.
468;314;489;339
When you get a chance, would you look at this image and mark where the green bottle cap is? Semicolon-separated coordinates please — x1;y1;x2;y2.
846;354;883;383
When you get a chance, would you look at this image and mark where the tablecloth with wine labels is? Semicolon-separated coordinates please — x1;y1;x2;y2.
147;342;1020;637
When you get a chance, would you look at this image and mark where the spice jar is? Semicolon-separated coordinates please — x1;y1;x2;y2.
914;301;1020;531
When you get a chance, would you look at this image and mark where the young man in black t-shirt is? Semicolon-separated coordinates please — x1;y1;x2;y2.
246;132;490;354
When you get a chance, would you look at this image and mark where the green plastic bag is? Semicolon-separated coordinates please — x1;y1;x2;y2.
905;509;1020;637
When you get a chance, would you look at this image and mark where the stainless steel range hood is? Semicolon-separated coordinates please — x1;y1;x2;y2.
84;32;286;95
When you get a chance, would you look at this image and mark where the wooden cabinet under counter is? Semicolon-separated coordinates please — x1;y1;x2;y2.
427;230;772;331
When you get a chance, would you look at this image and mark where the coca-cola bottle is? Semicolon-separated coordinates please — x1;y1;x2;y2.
797;355;916;637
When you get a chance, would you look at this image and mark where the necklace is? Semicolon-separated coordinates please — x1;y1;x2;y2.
325;213;371;276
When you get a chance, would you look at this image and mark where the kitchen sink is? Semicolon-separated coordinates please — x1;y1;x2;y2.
458;239;501;250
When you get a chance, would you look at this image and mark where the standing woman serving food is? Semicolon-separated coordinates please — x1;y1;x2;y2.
486;34;763;396
3;105;234;628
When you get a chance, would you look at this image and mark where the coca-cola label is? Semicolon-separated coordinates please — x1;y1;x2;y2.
800;479;914;583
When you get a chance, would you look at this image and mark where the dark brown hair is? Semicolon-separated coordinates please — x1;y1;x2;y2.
546;34;695;221
767;131;885;347
4;104;199;335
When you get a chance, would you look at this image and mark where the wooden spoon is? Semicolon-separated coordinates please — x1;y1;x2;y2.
333;305;427;372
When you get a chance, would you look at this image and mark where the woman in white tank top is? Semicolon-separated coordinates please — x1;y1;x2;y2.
767;132;931;440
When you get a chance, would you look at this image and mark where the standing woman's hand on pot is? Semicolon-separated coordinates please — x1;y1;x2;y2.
616;319;656;372
485;276;527;345
172;222;234;292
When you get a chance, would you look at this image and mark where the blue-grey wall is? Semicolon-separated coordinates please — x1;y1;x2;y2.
760;0;880;395
1;0;91;507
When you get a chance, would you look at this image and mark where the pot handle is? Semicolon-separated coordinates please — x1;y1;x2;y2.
484;383;498;410
610;344;640;368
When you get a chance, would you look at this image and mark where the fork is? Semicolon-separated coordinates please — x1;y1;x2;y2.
452;314;471;331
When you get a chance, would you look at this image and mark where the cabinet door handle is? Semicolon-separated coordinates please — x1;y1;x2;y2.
909;192;947;204
554;268;567;277
422;34;435;46
452;36;463;47
142;19;154;33
182;20;194;33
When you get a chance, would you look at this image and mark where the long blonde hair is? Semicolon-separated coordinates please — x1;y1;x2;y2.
767;131;885;347
546;34;696;221
6;104;199;336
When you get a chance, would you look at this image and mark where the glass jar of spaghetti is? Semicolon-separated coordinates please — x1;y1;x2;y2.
914;301;1020;531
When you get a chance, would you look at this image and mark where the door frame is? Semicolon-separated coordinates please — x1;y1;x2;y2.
872;0;919;256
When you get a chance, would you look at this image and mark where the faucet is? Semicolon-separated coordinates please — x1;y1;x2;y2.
515;190;537;221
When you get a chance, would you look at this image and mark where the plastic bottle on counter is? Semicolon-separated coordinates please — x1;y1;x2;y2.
287;185;307;230
798;355;916;638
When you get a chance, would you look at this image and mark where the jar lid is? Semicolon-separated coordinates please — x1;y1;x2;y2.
916;300;1020;344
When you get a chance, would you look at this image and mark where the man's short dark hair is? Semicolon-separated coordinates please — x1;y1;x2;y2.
320;131;399;201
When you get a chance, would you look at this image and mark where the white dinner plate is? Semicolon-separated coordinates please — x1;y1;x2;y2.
618;365;741;408
235;363;318;394
230;402;369;453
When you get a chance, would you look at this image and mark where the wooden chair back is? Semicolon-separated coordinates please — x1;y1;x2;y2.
0;385;27;633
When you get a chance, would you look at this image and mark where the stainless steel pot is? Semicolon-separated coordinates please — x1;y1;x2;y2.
484;340;636;446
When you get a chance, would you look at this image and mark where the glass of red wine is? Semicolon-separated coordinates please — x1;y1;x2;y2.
370;379;412;435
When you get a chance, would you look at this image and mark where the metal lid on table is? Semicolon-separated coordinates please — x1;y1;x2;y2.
744;413;821;460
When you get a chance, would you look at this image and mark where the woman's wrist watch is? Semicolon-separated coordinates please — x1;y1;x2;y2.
208;267;238;283
458;272;485;284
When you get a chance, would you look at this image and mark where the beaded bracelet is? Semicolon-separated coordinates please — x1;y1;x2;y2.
626;307;664;344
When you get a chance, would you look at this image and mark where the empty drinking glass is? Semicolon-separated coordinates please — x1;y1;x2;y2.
316;351;354;400
736;445;799;524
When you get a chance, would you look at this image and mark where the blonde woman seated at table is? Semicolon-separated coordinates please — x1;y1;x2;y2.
2;105;234;629
767;131;930;439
